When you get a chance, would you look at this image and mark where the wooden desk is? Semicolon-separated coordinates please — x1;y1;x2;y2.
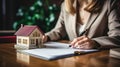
0;43;120;67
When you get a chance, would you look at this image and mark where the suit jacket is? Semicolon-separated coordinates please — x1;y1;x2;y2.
46;0;120;46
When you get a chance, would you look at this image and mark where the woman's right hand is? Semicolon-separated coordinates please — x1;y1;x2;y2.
42;35;48;43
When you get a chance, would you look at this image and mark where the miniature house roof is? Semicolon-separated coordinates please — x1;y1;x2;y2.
15;25;43;36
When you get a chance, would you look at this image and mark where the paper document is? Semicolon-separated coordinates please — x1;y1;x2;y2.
17;42;98;60
44;42;70;48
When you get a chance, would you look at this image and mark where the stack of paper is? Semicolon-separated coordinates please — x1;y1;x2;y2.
17;42;98;60
110;48;120;59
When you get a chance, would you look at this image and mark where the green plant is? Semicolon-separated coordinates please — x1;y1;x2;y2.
13;0;60;32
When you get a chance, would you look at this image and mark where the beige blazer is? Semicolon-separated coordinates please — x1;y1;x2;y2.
46;0;120;46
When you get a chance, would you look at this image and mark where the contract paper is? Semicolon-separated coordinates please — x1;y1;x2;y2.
17;42;98;60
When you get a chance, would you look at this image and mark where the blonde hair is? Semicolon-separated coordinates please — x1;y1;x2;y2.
65;0;104;15
85;0;104;13
65;0;76;15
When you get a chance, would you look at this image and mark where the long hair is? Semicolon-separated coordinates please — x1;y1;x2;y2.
65;0;104;15
65;0;75;15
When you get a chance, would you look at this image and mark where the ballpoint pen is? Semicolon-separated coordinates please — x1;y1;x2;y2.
79;29;88;36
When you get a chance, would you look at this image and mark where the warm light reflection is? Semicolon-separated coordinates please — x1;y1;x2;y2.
84;56;109;67
57;57;83;67
16;52;30;65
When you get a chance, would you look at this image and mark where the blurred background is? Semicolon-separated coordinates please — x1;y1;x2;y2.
0;0;63;36
1;0;119;35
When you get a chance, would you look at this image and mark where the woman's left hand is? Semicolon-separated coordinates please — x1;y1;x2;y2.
70;36;95;49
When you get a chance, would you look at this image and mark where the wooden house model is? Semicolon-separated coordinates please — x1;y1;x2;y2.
14;25;44;49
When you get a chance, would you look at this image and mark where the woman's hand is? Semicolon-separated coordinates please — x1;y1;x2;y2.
42;35;48;43
70;36;96;49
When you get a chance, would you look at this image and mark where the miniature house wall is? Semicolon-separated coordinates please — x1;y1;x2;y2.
15;25;43;49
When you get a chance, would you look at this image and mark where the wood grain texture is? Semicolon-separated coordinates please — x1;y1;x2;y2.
0;43;120;67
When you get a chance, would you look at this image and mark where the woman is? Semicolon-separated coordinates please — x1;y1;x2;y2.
43;0;120;49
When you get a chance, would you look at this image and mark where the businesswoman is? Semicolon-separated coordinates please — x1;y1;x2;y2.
43;0;120;49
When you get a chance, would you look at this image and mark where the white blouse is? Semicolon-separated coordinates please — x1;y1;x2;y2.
76;22;87;36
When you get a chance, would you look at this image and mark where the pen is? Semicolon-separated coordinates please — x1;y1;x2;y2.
79;29;88;36
74;51;86;55
69;29;88;47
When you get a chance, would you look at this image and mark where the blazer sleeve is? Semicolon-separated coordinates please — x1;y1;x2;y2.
93;0;120;47
45;3;67;41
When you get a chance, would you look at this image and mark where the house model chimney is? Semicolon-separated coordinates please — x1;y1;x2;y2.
21;24;24;28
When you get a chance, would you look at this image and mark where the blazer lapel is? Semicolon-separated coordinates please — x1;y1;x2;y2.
71;14;77;37
71;0;77;37
85;13;99;30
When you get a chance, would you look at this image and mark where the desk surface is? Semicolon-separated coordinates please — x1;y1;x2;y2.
0;43;120;67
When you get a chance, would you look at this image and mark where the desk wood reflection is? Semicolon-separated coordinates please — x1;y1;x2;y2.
0;43;120;67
